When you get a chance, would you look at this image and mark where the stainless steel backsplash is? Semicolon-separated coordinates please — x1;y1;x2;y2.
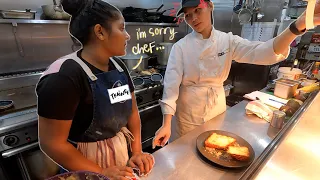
0;0;286;75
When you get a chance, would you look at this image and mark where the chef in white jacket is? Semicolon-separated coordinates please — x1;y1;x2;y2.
152;0;320;147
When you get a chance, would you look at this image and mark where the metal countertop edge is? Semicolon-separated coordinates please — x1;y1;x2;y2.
239;91;319;180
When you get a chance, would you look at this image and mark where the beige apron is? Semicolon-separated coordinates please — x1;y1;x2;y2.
76;127;134;168
175;85;226;137
174;35;228;137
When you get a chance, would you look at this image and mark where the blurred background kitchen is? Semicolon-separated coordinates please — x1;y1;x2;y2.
0;0;319;180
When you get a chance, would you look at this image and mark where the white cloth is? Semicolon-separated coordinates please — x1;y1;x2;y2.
160;26;289;137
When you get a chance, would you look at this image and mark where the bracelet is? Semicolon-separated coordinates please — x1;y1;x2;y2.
289;20;307;35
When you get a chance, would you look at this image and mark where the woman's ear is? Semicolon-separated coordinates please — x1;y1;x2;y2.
93;24;106;41
209;2;214;11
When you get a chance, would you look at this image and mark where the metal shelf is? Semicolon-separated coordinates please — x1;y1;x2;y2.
125;22;178;27
0;19;69;24
0;19;178;26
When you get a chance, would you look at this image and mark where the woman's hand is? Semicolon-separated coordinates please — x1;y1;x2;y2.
152;124;171;149
296;0;320;30
101;166;134;180
128;152;155;176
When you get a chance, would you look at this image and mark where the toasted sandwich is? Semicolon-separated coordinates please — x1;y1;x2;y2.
204;133;236;150
227;146;250;161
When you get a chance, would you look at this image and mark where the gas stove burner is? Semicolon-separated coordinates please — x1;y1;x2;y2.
133;73;163;90
133;77;144;90
150;73;163;82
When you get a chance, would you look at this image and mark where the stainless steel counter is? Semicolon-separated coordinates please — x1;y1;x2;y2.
141;101;274;180
251;91;320;180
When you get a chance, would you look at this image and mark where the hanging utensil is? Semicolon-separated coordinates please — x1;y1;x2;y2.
11;22;25;57
253;0;264;20
238;0;252;24
233;0;244;14
251;0;256;25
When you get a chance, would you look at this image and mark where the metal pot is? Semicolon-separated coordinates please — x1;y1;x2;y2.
157;43;174;65
119;54;150;72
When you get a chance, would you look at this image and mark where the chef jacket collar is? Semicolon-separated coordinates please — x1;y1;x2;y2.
192;25;215;43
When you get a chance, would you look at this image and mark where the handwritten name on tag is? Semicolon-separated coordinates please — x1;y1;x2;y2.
107;85;131;104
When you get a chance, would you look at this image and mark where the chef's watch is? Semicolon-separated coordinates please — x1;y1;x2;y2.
289;20;307;35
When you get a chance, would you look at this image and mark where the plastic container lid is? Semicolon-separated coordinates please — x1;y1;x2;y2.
278;67;302;75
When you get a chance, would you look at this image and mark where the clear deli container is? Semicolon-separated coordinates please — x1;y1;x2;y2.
274;78;300;99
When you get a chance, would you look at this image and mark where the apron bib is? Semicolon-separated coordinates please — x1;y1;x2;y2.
43;51;134;171
175;85;226;137
174;38;227;138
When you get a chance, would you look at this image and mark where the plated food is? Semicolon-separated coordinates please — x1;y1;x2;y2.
204;132;250;161
204;133;236;150
196;130;255;168
227;146;250;161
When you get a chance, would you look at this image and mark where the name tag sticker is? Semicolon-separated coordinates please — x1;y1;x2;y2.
108;85;131;104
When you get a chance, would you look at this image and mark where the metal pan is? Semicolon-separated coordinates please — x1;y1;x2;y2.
119;54;151;72
147;8;174;16
196;130;255;168
0;9;35;19
146;8;174;22
0;100;14;110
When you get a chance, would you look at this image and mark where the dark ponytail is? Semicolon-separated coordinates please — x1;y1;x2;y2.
61;0;121;45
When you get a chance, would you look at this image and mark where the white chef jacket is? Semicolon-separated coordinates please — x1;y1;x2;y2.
159;26;289;137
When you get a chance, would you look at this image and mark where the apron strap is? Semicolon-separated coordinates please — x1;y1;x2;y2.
110;57;124;72
68;52;124;81
120;127;135;151
67;51;98;81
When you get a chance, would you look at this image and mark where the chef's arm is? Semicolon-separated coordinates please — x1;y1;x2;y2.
231;19;306;65
163;114;173;127
38;117;103;173
159;44;184;126
127;92;142;155
273;14;306;55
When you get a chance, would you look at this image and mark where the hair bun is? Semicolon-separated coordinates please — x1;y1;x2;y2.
60;0;88;16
